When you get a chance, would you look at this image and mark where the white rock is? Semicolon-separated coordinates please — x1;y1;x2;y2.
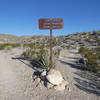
35;77;41;83
64;80;69;85
54;80;68;91
47;82;54;89
41;70;47;76
46;69;63;85
54;84;65;91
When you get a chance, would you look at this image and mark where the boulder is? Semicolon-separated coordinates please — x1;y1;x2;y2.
46;69;63;85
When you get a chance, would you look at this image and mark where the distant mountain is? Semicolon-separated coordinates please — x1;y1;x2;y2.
0;34;19;43
0;34;49;44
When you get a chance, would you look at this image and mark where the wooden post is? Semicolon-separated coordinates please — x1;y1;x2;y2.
49;28;52;69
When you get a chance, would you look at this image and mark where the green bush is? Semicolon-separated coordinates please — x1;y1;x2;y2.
79;46;88;56
21;49;36;58
23;43;49;49
79;46;85;53
53;48;61;58
0;43;21;50
79;47;100;73
21;44;60;70
85;51;99;72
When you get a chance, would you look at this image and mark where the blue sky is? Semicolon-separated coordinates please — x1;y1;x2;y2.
0;0;100;36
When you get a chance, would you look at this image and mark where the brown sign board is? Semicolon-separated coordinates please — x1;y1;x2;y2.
39;18;63;29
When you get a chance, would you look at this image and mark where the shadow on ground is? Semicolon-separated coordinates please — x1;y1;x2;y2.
74;71;100;96
12;57;44;72
58;56;100;96
12;56;49;88
59;60;87;70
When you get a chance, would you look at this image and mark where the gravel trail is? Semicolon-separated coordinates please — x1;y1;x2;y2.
56;49;100;100
0;49;100;100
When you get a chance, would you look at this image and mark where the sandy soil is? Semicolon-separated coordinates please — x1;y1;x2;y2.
0;48;100;100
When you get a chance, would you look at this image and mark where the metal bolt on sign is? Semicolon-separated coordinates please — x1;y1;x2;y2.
39;18;63;68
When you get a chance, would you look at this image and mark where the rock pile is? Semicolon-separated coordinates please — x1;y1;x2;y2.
34;69;69;91
46;69;69;91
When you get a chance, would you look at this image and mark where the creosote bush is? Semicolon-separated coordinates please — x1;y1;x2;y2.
0;43;21;50
78;46;88;56
79;46;100;73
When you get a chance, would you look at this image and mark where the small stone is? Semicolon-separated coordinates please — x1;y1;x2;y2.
54;84;65;91
47;82;54;89
54;80;68;91
67;87;71;92
41;70;47;76
38;82;43;89
64;80;69;85
35;77;41;83
35;78;41;88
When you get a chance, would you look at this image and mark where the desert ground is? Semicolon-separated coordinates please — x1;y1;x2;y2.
0;48;100;100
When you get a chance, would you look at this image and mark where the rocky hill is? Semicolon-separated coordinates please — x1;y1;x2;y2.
57;31;100;49
0;30;100;48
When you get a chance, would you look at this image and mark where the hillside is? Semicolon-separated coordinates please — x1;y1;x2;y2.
57;31;100;49
0;30;100;48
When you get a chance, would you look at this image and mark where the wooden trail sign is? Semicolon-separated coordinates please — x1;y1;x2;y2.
39;18;63;69
39;19;63;29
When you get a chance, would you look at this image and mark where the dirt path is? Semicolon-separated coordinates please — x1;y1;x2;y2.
0;49;34;100
0;49;100;100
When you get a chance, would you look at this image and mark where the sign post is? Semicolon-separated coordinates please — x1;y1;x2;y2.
39;18;63;68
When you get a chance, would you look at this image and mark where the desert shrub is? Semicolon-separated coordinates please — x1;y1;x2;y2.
52;38;58;47
85;51;99;72
96;39;100;42
79;47;100;73
96;52;100;60
79;46;88;56
0;43;21;50
85;39;91;42
21;44;61;70
4;45;13;50
21;49;35;58
94;47;100;52
79;46;92;54
22;43;45;58
53;47;61;58
23;43;49;49
23;43;36;49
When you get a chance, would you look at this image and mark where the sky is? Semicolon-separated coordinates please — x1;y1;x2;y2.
0;0;100;36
